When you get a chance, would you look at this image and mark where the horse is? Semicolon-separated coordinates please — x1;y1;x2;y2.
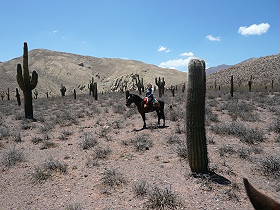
125;91;165;129
243;178;280;210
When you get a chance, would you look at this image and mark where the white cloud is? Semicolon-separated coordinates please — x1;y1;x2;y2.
206;34;221;41
180;52;194;57
238;23;270;36
159;57;194;69
158;46;170;53
52;30;58;33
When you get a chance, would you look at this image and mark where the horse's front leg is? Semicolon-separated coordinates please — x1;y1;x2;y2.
141;113;146;129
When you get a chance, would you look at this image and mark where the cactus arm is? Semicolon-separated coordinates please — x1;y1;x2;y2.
16;64;26;91
30;71;38;90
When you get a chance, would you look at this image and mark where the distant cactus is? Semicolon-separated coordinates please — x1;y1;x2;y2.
185;59;209;173
16;42;38;119
0;91;5;100
73;89;76;100
248;75;252;92
6;88;10;100
155;77;165;97
214;80;217;90
230;75;234;97
46;91;49;98
60;85;67;97
16;88;21;106
182;83;185;93
170;85;175;97
271;79;274;92
134;75;144;95
93;82;98;100
34;89;38;99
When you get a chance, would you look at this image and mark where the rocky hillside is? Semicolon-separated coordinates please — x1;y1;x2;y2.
0;49;187;97
207;54;280;90
206;64;232;75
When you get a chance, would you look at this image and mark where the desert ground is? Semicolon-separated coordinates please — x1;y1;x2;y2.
0;89;279;210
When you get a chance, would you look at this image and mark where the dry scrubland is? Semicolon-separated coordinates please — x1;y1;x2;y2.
0;90;279;210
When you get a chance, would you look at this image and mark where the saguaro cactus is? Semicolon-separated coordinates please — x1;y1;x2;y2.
182;83;185;93
185;59;209;173
73;89;76;100
16;42;38;119
16;88;21;106
134;75;144;95
6;88;10;100
0;91;5;100
248;75;252;92
230;75;234;97
170;85;175;97
60;85;67;96
93;82;98;100
155;77;165;97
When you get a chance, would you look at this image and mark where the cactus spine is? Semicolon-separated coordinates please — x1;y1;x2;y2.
230;75;234;97
186;59;209;173
155;77;165;97
16;88;21;106
16;42;38;119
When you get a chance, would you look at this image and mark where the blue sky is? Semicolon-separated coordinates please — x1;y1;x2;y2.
0;0;279;71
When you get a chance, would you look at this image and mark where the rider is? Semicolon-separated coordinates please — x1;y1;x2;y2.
144;83;154;108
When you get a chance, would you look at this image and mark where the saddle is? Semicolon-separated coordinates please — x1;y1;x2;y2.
144;97;159;108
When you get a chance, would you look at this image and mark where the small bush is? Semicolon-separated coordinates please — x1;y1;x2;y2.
211;122;264;144
259;156;280;178
219;145;236;157
131;135;153;151
94;147;112;159
167;135;182;145
237;147;251;159
101;168;126;187
176;144;188;159
145;186;182;210
269;119;280;134
65;203;83;210
1;146;24;167
80;133;98;150
43;158;67;174
133;180;149;197
0;126;10;139
31;137;44;144
40;141;57;150
31;166;51;183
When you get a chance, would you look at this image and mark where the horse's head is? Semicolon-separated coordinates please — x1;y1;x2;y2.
125;91;133;107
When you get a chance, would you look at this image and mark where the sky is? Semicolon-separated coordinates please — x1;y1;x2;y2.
0;0;279;71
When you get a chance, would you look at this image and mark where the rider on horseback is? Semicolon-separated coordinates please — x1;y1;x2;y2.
144;84;154;108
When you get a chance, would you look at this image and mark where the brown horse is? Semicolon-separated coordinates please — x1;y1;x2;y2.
243;178;280;210
125;91;165;129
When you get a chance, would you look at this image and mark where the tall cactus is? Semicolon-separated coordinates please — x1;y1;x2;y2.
134;75;144;95
155;77;165;97
16;42;38;119
186;59;209;173
230;75;234;97
248;75;252;92
60;85;67;96
6;88;10;100
16;88;21;106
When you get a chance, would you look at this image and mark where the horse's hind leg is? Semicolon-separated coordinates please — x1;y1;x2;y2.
156;110;160;126
141;113;146;128
161;110;165;126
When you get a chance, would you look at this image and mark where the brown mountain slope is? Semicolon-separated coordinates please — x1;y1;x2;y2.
0;49;187;97
207;54;280;90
